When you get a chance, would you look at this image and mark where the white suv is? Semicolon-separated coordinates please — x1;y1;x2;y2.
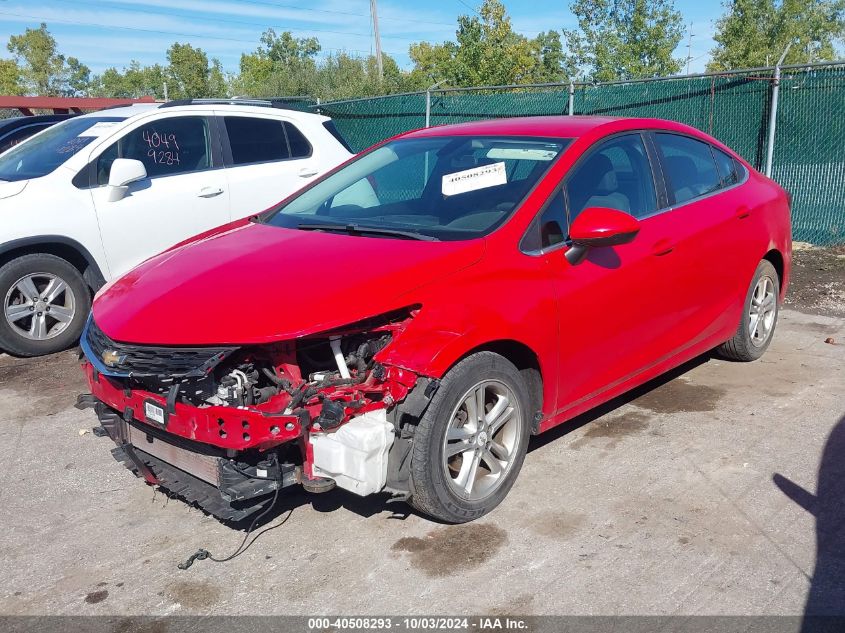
0;99;353;356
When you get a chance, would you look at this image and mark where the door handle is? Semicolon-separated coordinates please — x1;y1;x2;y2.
298;167;319;178
736;205;751;219
198;186;224;198
651;238;676;256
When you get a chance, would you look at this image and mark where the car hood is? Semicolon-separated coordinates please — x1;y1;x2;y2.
92;222;485;345
0;180;28;199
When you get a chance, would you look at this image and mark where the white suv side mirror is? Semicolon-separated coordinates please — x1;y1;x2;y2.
107;158;147;202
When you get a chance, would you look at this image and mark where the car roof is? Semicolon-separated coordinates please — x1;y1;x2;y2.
403;115;700;141
78;103;159;118
76;101;329;123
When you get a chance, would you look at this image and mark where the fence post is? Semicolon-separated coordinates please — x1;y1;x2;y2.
765;42;792;178
425;90;431;128
568;81;575;115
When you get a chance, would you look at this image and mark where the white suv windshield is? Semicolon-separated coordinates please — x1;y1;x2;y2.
0;116;125;182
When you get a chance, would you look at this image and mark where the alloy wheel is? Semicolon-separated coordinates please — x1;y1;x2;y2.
442;379;523;501
4;272;77;341
748;275;776;348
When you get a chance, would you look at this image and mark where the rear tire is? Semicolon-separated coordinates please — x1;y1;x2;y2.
0;253;91;357
717;259;779;362
408;352;531;523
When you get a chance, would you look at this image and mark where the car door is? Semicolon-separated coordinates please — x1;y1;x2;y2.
650;132;751;347
219;114;321;217
526;132;688;414
88;113;230;278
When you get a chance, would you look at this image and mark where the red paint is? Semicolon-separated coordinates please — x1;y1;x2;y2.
569;207;641;244
0;95;155;115
85;115;792;451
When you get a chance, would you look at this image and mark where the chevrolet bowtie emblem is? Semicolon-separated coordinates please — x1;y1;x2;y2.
101;349;125;367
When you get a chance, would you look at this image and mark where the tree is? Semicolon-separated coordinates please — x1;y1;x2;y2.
0;58;23;95
90;61;167;99
708;0;845;70
166;42;227;98
232;29;415;100
409;0;569;87
6;23;91;95
64;57;90;96
232;29;320;97
564;0;684;81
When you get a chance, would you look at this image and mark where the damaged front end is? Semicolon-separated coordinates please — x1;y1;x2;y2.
78;307;426;521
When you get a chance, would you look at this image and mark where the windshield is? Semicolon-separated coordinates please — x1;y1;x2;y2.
0;116;125;182
263;135;571;241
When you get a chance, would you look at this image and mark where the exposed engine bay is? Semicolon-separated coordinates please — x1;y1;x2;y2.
78;307;430;521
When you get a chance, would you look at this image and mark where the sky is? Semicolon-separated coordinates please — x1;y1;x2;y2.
0;0;721;77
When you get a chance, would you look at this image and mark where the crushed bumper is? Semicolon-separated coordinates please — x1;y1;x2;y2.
82;363;304;451
79;396;299;521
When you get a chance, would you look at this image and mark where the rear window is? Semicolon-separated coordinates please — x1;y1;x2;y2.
322;120;352;153
712;147;740;187
655;133;721;205
284;122;311;158
224;116;288;165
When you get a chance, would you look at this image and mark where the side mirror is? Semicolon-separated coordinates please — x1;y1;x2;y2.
565;206;640;265
107;158;147;202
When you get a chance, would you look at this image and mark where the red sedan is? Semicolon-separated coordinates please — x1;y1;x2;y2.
78;116;791;523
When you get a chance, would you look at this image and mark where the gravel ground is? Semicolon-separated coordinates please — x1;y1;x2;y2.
785;244;845;318
0;249;843;618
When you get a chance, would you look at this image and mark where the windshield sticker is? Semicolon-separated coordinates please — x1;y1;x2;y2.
487;147;558;161
442;161;507;197
78;121;120;137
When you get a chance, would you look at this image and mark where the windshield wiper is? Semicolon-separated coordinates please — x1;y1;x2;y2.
296;223;438;241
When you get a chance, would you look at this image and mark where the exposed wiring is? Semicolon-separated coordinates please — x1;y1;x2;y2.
177;456;292;569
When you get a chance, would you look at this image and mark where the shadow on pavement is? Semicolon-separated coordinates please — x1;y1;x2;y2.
773;414;845;623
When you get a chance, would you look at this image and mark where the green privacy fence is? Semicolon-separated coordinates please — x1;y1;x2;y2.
315;63;845;245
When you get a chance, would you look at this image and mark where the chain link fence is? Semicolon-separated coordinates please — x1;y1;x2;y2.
315;63;845;245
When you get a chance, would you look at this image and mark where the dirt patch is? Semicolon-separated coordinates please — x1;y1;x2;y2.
529;510;586;539
569;412;651;449
632;380;725;414
0;349;87;421
84;589;108;604
786;246;845;318
391;523;507;577
166;580;222;610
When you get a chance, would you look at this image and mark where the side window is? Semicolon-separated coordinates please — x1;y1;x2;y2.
284;122;312;158
655;133;721;204
520;190;566;252
224;116;288;165
712;147;740;187
539;190;567;248
97;116;211;185
565;134;657;221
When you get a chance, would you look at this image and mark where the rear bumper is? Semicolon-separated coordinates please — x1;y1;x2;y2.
81;396;299;521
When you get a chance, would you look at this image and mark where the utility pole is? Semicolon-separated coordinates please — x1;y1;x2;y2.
370;0;383;82
685;22;694;75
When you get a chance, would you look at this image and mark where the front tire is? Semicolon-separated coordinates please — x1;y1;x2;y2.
408;352;531;523
0;253;91;357
717;259;779;362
